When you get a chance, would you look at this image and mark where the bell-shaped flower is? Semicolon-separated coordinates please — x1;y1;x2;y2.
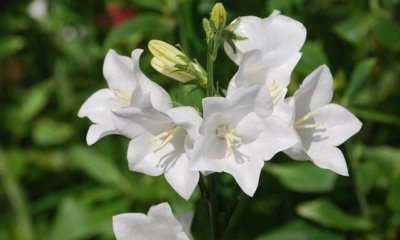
78;49;171;145
191;86;297;196
224;10;306;64
284;65;362;175
113;202;193;240
227;50;298;124
112;96;201;200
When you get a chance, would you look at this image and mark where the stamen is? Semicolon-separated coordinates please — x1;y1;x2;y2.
294;111;322;129
113;87;131;106
216;125;242;157
266;81;283;101
146;126;179;152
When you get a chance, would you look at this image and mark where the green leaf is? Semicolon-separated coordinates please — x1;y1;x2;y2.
104;14;174;49
49;198;90;240
373;18;400;51
32;118;74;146
342;58;377;105
333;13;376;46
387;173;400;212
266;162;337;193
19;82;51;122
68;146;126;186
169;84;205;110
257;219;344;240
296;41;329;77
0;36;25;60
350;107;400;126
297;199;373;230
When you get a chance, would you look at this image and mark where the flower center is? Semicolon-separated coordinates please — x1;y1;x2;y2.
113;87;131;106
294;111;322;129
216;124;242;157
146;126;179;152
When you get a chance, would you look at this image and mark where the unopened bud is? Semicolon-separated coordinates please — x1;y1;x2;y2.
148;40;207;84
210;3;226;30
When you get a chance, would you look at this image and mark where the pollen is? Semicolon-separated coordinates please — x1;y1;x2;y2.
216;124;242;157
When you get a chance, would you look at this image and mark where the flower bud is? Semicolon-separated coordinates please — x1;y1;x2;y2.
210;3;226;30
148;39;195;82
148;39;207;85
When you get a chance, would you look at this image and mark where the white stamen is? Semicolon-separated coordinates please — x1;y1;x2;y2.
216;124;242;157
266;80;283;102
146;126;179;152
113;87;131;106
294;111;322;129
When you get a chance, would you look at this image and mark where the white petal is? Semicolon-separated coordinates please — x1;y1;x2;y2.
202;97;230;119
86;123;118;145
283;138;310;160
294;65;333;116
78;89;118;124
179;212;194;240
148;202;181;224
312;103;362;146
230;50;301;90
131;49;173;111
219;153;264;196
238;115;298;160
103;49;136;91
224;11;306;64
190;136;224;172
112;106;170;138
164;151;199;200
112;213;148;240
165;106;202;146
127;134;164;176
307;145;349;176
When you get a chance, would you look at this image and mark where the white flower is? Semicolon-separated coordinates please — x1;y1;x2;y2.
112;97;201;200
78;49;171;145
284;65;362;175
191;87;297;196
113;202;193;240
224;10;306;64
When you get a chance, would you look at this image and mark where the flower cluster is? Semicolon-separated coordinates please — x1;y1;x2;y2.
79;5;362;239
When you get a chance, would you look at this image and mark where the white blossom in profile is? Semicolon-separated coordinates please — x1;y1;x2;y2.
284;65;362;175
113;202;193;240
224;10;306;64
78;49;171;145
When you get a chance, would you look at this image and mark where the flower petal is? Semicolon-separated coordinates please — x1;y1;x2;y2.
163;148;199;200
103;49;136;91
224;11;306;64
238;115;298;160
86;123;118;145
165;106;202;147
229;50;301;90
219;154;264;196
312;103;362;146
78;88;118;124
131;50;173;111
294;65;333;116
112;213;148;240
127;133;164;176
307;144;349;176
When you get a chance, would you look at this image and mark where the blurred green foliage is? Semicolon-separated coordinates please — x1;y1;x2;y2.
0;0;399;239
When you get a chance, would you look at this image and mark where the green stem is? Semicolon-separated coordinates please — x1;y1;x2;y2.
206;45;215;96
208;174;221;240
